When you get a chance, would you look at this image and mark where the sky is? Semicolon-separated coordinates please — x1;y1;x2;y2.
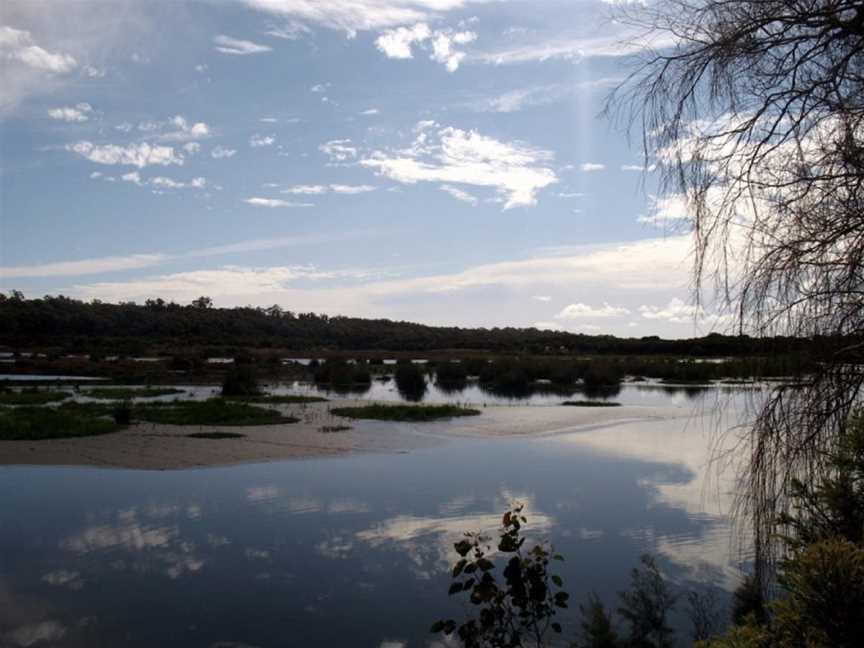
0;0;719;338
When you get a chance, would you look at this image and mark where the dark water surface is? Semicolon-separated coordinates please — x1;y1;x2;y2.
0;395;750;647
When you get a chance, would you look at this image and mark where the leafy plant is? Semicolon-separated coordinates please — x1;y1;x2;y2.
431;504;569;647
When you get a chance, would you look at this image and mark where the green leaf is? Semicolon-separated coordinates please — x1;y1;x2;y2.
448;582;463;595
551;575;563;587
452;558;467;577
454;539;472;556
551;622;562;633
430;621;445;633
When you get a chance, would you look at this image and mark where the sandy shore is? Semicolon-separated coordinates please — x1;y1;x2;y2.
0;400;687;470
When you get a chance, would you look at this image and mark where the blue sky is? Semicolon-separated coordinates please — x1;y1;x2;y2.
0;0;717;337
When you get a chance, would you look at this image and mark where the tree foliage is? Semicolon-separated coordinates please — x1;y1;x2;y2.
612;0;864;579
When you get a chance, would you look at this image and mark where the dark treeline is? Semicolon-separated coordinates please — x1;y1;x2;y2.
0;293;827;356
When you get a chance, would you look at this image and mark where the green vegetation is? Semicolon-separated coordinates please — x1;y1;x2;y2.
562;400;621;407
0;406;122;440
0;294;822;360
221;364;259;397
84;387;184;399
331;403;480;421
225;394;328;404
319;425;352;433
313;359;372;387
432;504;570;646
186;431;245;439
0;389;69;405
395;362;427;401
134;399;298;426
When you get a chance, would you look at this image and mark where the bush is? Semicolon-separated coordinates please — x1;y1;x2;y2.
221;365;259;397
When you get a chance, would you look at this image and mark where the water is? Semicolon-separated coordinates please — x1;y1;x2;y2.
0;391;750;647
273;378;762;408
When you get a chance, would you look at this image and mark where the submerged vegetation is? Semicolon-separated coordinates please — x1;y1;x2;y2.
0;405;122;440
84;387;185;399
331;403;481;422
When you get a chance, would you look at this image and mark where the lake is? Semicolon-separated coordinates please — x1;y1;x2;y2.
0;388;752;647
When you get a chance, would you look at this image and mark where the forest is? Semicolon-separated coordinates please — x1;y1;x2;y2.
0;292;822;357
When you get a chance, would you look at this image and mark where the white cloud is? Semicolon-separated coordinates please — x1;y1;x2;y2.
249;134;275;147
361;124;557;209
48;102;92;122
264;21;311;40
329;184;376;194
360;108;380;115
0;26;77;73
117;171;207;191
245;197;312;208
532;295;552;302
183;142;200;155
282;184;328;195
1;254;166;278
211;145;237;159
558;192;585;198
319;139;357;162
159;115;211;142
477;29;679;65
579;163;605;172
639;298;702;323
281;184;375;195
66;141;184;168
239;0;487;36
440;184;478;205
532;321;564;331
621;164;645;171
213;34;272;55
375;23;430;59
375;23;475;71
556;302;631;319
637;194;693;228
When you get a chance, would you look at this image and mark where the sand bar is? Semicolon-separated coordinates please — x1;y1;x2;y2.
0;400;688;470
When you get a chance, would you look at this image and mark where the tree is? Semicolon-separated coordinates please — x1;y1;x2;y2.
611;0;864;581
191;296;213;309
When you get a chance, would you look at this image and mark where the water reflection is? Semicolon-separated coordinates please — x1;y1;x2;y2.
0;395;748;647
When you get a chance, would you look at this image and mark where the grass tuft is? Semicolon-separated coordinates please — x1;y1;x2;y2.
331;403;480;422
84;387;185;399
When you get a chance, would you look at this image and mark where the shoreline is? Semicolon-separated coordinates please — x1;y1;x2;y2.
0;400;688;471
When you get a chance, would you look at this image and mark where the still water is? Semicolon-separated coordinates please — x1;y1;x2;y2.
0;391;751;647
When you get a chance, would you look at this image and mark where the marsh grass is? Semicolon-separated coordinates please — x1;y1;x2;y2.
0;390;70;405
134;399;298;426
225;394;328;404
561;400;622;407
185;431;246;439
0;406;121;440
84;387;185;399
331;404;480;422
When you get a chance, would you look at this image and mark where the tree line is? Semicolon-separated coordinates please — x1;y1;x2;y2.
0;293;826;356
